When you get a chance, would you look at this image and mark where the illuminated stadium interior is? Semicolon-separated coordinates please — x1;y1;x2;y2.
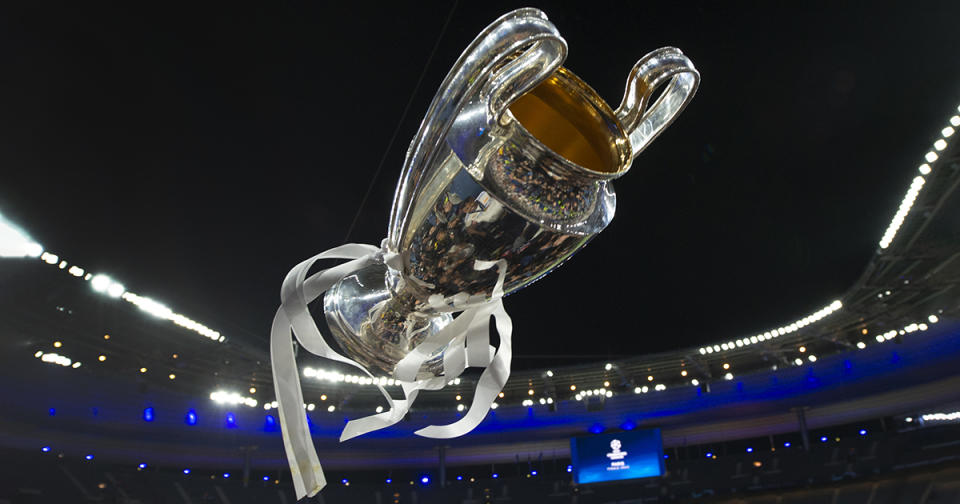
1;3;959;504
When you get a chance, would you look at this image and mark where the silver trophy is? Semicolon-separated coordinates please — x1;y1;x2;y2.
323;8;699;379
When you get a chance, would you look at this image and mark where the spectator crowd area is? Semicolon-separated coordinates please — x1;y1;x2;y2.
1;420;957;504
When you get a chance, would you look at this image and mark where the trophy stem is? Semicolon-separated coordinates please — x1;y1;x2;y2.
323;262;450;378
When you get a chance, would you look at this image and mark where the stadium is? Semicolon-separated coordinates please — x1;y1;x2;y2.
1;3;959;504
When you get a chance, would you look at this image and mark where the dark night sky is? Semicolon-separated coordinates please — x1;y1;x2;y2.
1;2;958;369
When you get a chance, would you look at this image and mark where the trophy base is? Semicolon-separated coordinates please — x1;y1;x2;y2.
323;261;452;379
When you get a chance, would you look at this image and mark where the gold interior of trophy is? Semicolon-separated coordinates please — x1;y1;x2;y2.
508;67;627;174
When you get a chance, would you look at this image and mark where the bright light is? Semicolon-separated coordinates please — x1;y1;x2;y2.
746;447;753;453
934;139;948;151
546;370;553;377
929;314;939;323
140;367;147;373
306;403;315;411
210;390;258;408
122;292;223;342
794;358;803;366
420;476;430;485
922;411;960;422
38;352;74;367
98;355;106;362
85;454;94;461
327;405;335;412
41;446;50;452
925;151;938;162
604;363;612;371
691;379;699;386
808;355;817;362
857;342;866;349
0;213;43;258
859;429;867;436
376;405;383;413
183;469;191;475
91;274;112;293
724;373;733;380
53;341;62;348
798;346;806;353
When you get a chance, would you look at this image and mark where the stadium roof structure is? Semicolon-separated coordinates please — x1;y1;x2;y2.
0;2;959;470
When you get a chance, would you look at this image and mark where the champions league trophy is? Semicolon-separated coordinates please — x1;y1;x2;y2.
270;8;698;497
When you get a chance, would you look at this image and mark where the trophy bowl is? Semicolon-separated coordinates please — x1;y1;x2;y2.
321;9;699;379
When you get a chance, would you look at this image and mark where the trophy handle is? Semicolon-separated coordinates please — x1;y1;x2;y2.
387;8;567;252
615;47;700;159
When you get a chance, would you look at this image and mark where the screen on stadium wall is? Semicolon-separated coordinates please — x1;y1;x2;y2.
570;428;665;484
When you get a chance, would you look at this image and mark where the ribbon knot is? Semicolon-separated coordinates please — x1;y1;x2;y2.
270;242;513;499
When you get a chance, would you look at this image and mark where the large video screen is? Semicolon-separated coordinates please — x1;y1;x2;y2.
570;428;665;484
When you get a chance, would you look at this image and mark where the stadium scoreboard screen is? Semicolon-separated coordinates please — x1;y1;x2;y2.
570;428;665;484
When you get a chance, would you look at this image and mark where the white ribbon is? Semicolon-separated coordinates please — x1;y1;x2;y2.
270;243;513;499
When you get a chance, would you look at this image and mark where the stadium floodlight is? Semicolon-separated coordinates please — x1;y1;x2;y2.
0;213;44;258
91;274;112;292
210;390;258;408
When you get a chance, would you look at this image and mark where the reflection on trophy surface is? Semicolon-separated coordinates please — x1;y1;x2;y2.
323;8;699;379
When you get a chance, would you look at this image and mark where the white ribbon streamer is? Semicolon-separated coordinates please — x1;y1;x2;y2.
270;243;513;499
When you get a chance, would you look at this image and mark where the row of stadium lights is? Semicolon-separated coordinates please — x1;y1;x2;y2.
879;109;960;249
34;339;181;380
33;250;225;342
697;300;843;356
694;104;960;358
